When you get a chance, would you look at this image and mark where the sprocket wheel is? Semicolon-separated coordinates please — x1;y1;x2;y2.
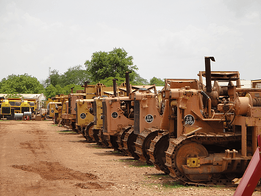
175;142;209;182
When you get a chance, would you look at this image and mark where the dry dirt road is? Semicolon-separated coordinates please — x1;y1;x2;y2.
0;120;260;196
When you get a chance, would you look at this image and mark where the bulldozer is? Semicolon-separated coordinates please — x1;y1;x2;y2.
102;72;159;159
148;56;261;185
61;87;86;132
148;78;201;174
75;82;114;137
55;94;68;125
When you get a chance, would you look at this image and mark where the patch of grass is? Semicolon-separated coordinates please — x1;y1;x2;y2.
130;162;154;168
118;158;137;162
58;130;75;133
162;181;184;188
89;143;104;149
111;150;122;154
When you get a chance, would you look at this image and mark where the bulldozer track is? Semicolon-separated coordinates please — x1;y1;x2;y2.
116;126;131;154
84;122;95;142
90;128;100;144
134;128;160;164
122;127;139;160
97;129;109;147
165;133;243;186
148;131;170;174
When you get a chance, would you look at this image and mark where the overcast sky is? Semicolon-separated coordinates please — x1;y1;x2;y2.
0;0;261;84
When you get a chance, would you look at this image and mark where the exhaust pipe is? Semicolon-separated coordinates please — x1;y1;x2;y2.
205;56;215;93
125;71;131;96
113;79;118;97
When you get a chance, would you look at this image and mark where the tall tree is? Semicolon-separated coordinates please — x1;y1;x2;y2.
60;65;90;86
0;74;44;94
84;48;138;82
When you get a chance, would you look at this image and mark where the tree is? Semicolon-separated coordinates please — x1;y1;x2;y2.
47;69;61;87
98;75;126;87
60;65;90;87
43;84;84;99
62;84;84;95
84;48;138;82
131;73;149;85
0;74;44;94
44;84;57;99
44;65;90;88
149;77;165;86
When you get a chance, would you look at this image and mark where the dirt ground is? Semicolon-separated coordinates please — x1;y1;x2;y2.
0;120;260;196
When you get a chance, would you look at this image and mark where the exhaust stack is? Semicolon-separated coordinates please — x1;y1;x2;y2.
113;79;118;97
205;56;215;93
125;71;131;96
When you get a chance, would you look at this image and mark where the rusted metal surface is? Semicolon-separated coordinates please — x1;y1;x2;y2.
157;56;261;186
234;135;261;196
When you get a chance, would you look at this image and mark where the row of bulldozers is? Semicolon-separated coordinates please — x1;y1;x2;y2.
49;57;261;186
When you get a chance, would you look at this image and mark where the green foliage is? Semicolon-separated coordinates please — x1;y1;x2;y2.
60;65;90;86
131;72;149;85
44;84;83;99
0;49;152;99
61;84;84;95
149;77;165;86
44;84;57;99
48;69;61;86
45;65;90;88
5;94;23;98
98;75;126;87
0;74;44;94
43;65;87;99
85;48;138;82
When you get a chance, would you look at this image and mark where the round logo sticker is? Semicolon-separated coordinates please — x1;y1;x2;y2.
111;112;118;118
145;114;154;123
184;114;195;125
80;113;86;119
51;110;54;113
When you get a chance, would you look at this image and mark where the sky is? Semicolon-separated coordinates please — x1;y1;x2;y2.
0;0;261;84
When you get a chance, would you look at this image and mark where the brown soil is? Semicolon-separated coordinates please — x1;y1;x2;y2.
0;120;260;196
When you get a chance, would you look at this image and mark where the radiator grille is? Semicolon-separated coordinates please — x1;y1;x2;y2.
134;100;140;134
102;101;107;133
2;107;11;114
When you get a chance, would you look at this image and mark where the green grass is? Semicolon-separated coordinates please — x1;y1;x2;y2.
57;130;75;133
130;162;154;168
162;181;184;188
118;158;137;162
89;143;104;149
111;150;122;154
